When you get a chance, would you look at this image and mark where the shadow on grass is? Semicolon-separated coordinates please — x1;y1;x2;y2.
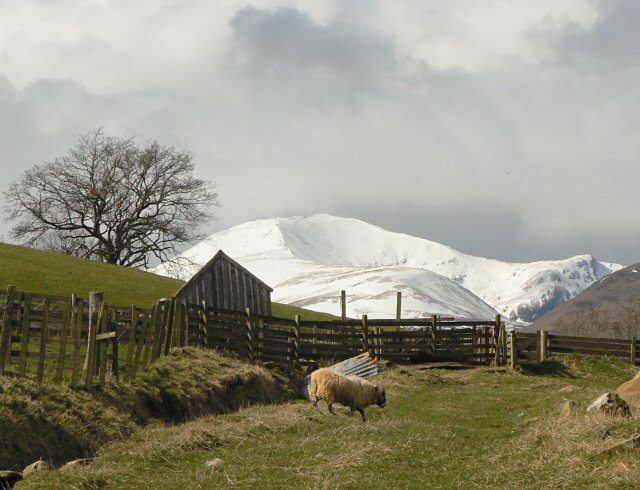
521;359;576;378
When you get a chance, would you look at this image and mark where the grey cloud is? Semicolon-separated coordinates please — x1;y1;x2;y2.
228;6;401;106
557;0;640;68
1;2;640;268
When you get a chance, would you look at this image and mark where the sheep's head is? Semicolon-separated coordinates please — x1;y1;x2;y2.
374;384;386;408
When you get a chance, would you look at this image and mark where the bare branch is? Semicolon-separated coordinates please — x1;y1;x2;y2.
3;129;220;267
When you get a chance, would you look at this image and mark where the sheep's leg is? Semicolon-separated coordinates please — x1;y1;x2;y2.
357;408;366;422
349;407;355;416
310;376;318;407
328;403;336;415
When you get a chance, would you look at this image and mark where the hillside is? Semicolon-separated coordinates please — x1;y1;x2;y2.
153;214;622;323
0;242;184;306
528;262;640;337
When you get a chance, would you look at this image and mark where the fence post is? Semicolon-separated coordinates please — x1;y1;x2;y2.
396;292;402;330
130;310;148;380
98;304;109;388
431;315;438;355
501;322;507;366
0;285;17;374
361;315;369;353
71;297;83;388
125;306;137;377
246;308;254;362
153;300;169;360
312;325;317;358
494;315;502;366
180;301;188;347
293;315;301;366
54;300;72;384
341;290;346;321
111;308;119;381
471;326;478;364
632;336;637;366
84;291;104;390
258;318;265;360
163;298;176;355
36;298;50;384
372;326;378;356
539;330;548;362
200;300;208;348
142;304;158;367
510;330;517;369
19;292;32;376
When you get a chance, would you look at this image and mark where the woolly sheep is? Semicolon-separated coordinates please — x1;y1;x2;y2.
309;367;386;421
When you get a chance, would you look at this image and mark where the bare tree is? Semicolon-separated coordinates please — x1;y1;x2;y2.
4;130;220;268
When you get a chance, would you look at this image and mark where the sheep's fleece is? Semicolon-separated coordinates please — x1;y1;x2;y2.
309;368;386;421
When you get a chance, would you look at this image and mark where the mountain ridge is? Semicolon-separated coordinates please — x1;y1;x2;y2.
153;214;622;323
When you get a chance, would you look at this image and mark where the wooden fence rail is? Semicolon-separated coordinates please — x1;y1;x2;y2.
7;285;638;389
508;330;640;367
0;287;179;388
0;287;503;387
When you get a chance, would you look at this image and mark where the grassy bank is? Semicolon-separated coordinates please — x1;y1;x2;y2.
0;347;287;471
0;242;184;307
21;354;640;489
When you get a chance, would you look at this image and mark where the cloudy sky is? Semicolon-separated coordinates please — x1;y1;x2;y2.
0;0;638;265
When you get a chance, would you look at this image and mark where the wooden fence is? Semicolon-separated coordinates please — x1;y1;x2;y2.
0;286;184;388
198;307;501;368
5;284;638;390
0;286;502;388
508;330;639;367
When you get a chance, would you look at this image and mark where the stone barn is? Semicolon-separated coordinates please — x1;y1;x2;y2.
175;250;273;316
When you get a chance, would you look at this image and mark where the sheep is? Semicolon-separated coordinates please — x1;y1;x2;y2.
309;367;386;421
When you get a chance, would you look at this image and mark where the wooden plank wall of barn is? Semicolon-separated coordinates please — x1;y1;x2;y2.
177;255;272;316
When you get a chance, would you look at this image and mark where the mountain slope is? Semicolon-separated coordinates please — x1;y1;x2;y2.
527;262;640;336
154;215;622;322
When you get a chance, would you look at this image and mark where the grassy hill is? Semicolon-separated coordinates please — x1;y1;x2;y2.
0;242;184;307
0;242;337;320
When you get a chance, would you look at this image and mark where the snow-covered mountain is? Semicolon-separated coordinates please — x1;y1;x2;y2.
153;215;623;323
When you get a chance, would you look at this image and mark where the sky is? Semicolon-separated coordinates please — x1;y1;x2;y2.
0;0;638;266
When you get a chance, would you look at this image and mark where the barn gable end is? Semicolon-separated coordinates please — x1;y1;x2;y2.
174;250;272;316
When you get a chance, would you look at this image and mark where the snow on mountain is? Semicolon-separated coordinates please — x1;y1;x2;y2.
153;215;623;323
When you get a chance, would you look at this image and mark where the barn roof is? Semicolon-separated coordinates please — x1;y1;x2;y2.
174;249;273;298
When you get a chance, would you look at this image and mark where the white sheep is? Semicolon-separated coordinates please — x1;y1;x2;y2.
309;367;386;421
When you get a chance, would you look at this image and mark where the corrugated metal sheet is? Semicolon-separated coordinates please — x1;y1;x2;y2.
302;352;385;400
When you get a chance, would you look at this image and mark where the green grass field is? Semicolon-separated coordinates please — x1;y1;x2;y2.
20;354;640;489
0;242;184;307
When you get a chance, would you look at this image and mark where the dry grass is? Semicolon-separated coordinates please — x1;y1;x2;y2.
18;354;640;489
494;405;640;488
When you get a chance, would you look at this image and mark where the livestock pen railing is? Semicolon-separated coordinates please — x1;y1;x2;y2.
0;286;182;388
0;285;502;388
6;284;636;390
198;308;501;368
508;330;640;367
